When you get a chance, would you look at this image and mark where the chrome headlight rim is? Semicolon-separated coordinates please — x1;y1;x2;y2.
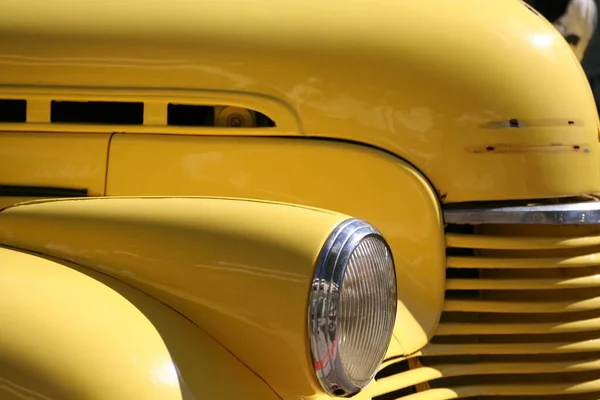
309;218;397;397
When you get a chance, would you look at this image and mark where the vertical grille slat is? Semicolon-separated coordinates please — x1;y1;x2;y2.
367;200;600;399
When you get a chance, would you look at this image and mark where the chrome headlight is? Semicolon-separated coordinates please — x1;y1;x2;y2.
309;218;397;397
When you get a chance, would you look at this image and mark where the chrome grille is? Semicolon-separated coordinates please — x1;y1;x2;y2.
366;200;600;400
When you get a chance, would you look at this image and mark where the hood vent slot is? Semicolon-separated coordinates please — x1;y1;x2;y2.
50;100;144;125
0;99;26;123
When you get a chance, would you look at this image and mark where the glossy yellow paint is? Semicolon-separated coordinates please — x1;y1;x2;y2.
0;246;279;400
0;132;109;196
107;135;446;356
0;0;599;203
0;197;41;209
1;0;599;398
0;196;365;399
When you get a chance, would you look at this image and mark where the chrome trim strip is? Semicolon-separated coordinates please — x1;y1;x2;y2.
308;218;396;397
444;201;600;225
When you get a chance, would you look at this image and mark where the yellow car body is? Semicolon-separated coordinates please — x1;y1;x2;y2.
0;197;354;399
1;0;600;398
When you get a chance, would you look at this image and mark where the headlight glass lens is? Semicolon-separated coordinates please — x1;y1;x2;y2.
339;236;396;387
309;219;397;397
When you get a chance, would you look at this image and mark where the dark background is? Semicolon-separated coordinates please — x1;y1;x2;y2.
524;0;570;22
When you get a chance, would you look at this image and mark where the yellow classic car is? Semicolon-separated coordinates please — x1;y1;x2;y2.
1;0;600;399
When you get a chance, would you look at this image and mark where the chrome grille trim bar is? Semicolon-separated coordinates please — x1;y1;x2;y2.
444;201;600;225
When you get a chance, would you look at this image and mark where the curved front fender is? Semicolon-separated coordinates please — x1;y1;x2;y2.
0;246;279;400
0;196;351;398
